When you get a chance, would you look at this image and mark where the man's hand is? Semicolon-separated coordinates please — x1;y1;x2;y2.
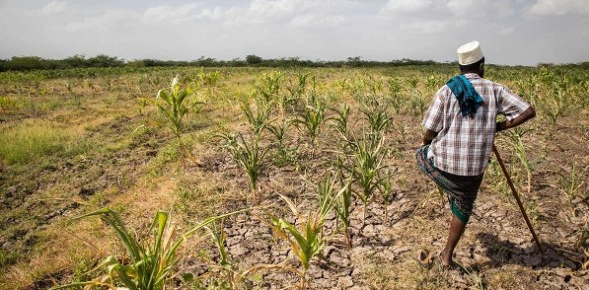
422;129;438;146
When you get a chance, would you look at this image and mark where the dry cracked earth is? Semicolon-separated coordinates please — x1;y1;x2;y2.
178;115;589;289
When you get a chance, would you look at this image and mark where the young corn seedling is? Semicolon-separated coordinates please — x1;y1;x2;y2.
342;131;388;223
64;79;82;108
220;132;267;196
197;69;222;87
156;75;203;139
543;85;569;130
293;94;326;146
199;217;288;289
202;218;251;288
505;126;533;194
205;219;231;268
256;71;283;103
284;72;311;114
329;104;351;141
557;160;588;217
360;99;392;135
54;208;246;290
266;118;294;166
409;90;427;118
241;99;271;136
0;96;21;114
387;77;403;114
333;162;354;247
378;168;396;223
266;186;345;289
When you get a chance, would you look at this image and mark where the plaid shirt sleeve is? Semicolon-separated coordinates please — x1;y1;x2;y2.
422;86;448;132
498;87;531;120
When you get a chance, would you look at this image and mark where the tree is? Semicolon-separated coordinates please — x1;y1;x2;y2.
245;54;263;65
86;54;124;68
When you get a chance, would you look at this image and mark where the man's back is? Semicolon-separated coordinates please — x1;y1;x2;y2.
423;73;531;176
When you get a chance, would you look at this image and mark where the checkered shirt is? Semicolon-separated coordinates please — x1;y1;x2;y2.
423;73;531;176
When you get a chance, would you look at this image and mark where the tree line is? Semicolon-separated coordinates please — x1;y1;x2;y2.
3;54;587;72
0;54;455;72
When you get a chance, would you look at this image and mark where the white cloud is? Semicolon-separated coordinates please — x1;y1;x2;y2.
381;0;432;14
446;0;474;15
144;3;201;22
497;26;514;35
65;9;141;33
289;14;345;28
447;0;514;18
401;19;450;34
241;0;359;24
41;1;68;14
198;6;225;21
249;0;300;17
529;0;589;16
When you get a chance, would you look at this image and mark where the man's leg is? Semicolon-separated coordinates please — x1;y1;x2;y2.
440;214;466;266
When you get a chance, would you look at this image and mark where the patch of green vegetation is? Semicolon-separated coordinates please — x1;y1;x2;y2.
148;140;182;175
0;120;68;165
0;249;18;270
0;119;93;167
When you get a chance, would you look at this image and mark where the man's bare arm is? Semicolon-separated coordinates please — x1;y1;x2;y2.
496;106;536;132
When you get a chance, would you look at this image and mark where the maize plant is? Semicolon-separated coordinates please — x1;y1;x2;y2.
201;219;246;288
387;77;403;114
266;118;294;166
266;186;345;289
425;75;444;94
64;79;82;107
0;96;21;114
198;69;222;87
241;99;271;136
53;208;246;290
333;162;354;247
220;132;267;195
542;83;569;130
330;104;351;140
198;217;288;289
341;131;389;222
360;99;392;135
279;72;310;116
256;71;283;103
156;75;203;138
505;126;533;194
285;72;311;99
409;89;427;118
378;168;396;223
557;160;588;217
293;94;326;145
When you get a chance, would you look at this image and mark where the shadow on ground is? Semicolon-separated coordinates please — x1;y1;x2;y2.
473;232;584;271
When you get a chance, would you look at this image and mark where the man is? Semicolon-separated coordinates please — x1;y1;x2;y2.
416;41;536;268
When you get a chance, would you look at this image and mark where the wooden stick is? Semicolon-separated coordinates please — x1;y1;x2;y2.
492;144;544;254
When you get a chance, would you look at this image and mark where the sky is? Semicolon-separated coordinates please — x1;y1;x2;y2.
0;0;588;65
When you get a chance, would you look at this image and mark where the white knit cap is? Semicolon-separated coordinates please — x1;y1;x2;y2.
457;41;484;65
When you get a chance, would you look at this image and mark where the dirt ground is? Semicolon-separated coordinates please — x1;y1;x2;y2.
174;112;589;289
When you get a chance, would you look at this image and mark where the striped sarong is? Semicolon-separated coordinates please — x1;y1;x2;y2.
415;145;483;223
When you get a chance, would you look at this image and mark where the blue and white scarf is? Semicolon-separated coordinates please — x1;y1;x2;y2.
446;75;483;117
